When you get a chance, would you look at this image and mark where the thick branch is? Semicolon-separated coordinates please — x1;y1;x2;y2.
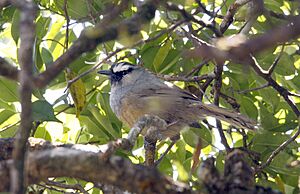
0;138;282;194
10;1;37;193
0;147;193;194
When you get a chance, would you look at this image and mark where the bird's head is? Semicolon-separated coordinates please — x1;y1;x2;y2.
98;62;141;85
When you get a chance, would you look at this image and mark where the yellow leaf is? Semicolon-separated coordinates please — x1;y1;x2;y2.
275;175;286;194
65;69;86;117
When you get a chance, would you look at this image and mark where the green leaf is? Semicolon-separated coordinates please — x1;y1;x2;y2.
259;88;280;111
65;69;86;117
41;47;53;66
190;124;212;148
36;16;51;39
89;106;120;138
275;53;295;76
176;140;186;162
141;46;160;71
251;132;298;153
0;110;15;124
268;151;300;176
257;179;280;192
79;115;110;142
34;126;52;141
0;125;18;138
259;103;280;130
157;156;173;176
280;174;299;188
34;43;44;72
11;10;20;44
32;100;61;122
174;160;189;182
54;0;89;19
153;40;172;72
181;129;198;148
240;96;258;120
0;78;19;102
0;99;16;112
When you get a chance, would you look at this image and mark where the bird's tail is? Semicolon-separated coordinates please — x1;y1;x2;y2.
194;104;257;130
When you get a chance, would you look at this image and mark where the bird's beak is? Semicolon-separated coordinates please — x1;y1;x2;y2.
98;70;111;76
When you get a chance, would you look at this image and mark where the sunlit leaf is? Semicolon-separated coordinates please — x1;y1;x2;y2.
65;69;86;117
0;78;19;102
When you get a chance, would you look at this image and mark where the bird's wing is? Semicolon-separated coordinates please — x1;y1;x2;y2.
121;81;200;125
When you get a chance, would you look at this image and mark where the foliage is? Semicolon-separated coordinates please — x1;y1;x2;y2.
0;0;300;193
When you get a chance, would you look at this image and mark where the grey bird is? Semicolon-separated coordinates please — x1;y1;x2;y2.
98;62;256;139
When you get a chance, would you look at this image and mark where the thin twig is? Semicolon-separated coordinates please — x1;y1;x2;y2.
154;140;177;166
195;0;223;19
258;125;300;170
164;2;222;37
85;0;97;24
267;45;285;75
160;73;215;82
63;0;70;51
199;77;214;101
41;38;66;49
249;57;300;116
185;59;210;77
213;62;231;152
45;180;89;194
237;83;270;94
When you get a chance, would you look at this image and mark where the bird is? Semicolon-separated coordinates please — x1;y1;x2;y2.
98;62;256;140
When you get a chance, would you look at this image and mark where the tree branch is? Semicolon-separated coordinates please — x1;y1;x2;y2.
0;147;194;194
0;138;282;194
220;0;251;33
213;62;231;152
9;1;37;193
248;57;300;116
160;73;215;82
164;2;222;37
0;57;19;81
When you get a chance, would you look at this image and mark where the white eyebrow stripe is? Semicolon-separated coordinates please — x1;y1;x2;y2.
112;64;132;73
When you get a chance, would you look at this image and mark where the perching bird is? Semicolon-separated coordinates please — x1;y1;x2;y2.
98;62;256;139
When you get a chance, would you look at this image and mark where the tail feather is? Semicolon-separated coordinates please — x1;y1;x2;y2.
195;104;257;130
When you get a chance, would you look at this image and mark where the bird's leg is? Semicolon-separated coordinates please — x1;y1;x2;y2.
144;127;158;166
139;115;168;166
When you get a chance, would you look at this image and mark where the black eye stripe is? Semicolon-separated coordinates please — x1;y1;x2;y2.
114;67;133;76
110;67;134;84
